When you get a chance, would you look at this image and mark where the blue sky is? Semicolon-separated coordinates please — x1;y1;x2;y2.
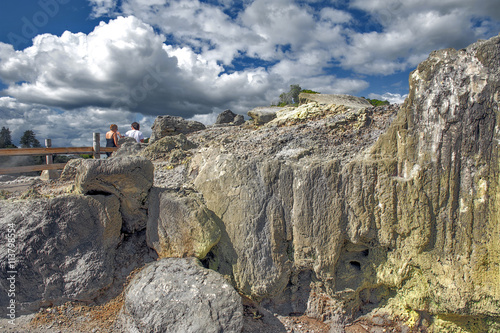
0;0;499;146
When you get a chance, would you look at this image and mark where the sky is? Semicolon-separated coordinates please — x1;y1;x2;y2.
0;0;499;146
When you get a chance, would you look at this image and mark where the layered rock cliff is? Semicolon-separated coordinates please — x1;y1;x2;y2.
0;34;499;332
176;34;500;331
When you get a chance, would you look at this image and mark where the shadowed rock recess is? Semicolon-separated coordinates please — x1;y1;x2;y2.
0;34;499;332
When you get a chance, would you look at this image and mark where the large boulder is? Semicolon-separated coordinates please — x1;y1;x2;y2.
0;195;122;314
215;109;245;126
149;115;205;143
119;258;243;333
74;156;154;233
247;107;282;125
216;109;237;124
147;188;221;259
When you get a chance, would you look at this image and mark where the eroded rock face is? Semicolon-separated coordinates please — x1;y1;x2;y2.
0;195;122;313
149;115;206;143
188;104;397;306
364;34;500;322
74;157;154;233
177;35;500;331
119;258;243;333
147;188;221;259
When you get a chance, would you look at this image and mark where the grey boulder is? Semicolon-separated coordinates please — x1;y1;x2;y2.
215;109;245;126
0;195;122;314
216;109;238;124
120;257;243;333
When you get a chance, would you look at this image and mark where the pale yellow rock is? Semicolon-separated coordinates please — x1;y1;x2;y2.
147;188;221;259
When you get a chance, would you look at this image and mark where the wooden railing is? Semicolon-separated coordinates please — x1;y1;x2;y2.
0;133;118;175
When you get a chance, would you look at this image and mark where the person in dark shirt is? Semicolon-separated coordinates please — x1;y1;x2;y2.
105;124;122;157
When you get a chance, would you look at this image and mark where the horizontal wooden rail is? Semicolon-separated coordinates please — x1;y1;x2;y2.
0;163;68;175
0;133;120;176
0;147;118;175
0;147;117;156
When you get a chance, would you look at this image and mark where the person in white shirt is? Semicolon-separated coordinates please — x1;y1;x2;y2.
125;122;145;143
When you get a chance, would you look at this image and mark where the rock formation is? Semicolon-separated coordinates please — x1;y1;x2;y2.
119;258;243;333
185;34;500;331
149;115;206;143
215;109;245;126
147;188;221;259
247;106;282;124
74;156;154;233
112;141;147;158
0;195;122;313
140;133;196;162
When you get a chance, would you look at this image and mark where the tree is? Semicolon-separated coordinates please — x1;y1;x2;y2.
20;130;41;148
364;98;390;107
289;84;301;104
278;84;302;106
274;85;322;107
0;127;16;148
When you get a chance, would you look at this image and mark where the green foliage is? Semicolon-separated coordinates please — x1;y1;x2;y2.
20;130;41;148
0;127;16;148
366;98;390;106
53;155;72;163
301;89;320;94
79;154;94;159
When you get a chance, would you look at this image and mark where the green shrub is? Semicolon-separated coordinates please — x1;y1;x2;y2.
301;89;320;94
366;98;390;106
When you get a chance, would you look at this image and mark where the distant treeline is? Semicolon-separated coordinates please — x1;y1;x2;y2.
0;127;73;171
0;127;41;149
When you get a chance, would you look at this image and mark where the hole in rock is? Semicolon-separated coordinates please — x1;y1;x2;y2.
86;190;113;196
350;261;361;270
361;249;369;257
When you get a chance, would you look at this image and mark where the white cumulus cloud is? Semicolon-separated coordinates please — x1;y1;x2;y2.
368;92;408;104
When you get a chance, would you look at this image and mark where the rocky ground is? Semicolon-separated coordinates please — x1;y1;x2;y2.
0;300;422;333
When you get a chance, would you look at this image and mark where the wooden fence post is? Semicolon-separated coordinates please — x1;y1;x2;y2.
93;133;100;159
45;139;53;165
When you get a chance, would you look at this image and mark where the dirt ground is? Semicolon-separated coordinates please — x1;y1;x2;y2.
0;297;331;333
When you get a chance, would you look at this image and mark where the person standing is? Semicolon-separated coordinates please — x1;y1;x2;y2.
125;122;145;143
105;124;121;157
